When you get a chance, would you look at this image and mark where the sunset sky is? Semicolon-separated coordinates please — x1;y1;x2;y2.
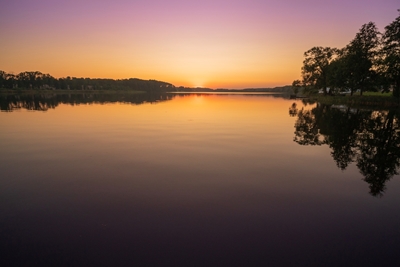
0;0;397;88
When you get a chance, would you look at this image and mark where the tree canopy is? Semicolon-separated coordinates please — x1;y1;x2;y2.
382;9;400;97
294;11;400;98
301;47;338;95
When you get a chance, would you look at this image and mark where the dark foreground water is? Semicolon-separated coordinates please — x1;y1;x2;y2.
1;93;400;266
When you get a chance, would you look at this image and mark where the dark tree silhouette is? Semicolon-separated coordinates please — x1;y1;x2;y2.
0;70;176;92
300;47;339;95
342;22;380;95
381;10;400;98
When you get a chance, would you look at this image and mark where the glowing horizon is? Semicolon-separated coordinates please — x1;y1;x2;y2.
0;0;397;89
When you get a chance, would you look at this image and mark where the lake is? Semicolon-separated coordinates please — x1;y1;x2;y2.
1;93;400;266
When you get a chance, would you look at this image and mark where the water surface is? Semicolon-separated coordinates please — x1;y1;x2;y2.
1;93;400;266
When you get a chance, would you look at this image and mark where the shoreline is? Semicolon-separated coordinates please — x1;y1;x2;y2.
0;89;146;95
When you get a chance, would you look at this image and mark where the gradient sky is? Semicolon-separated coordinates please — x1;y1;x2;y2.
0;0;398;88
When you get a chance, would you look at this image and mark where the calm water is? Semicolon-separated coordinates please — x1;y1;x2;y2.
1;93;400;266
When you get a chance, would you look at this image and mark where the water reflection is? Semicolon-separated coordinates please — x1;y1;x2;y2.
1;93;400;266
0;92;286;112
0;93;175;111
290;102;400;197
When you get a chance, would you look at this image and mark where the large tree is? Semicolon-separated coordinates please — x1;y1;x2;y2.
382;10;400;98
327;50;353;93
342;22;381;95
301;47;338;95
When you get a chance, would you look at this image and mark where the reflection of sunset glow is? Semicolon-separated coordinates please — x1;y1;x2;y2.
191;95;204;105
0;94;307;158
0;95;306;152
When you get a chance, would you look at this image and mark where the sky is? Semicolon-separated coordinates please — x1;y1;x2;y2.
0;0;398;89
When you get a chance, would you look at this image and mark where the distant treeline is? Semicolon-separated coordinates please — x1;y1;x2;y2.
0;70;175;92
241;86;292;93
0;71;292;93
175;85;292;93
293;10;400;98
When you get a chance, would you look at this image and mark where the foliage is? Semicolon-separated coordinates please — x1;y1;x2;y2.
382;10;400;98
301;47;338;95
294;12;400;98
291;80;301;95
0;71;175;93
342;22;381;95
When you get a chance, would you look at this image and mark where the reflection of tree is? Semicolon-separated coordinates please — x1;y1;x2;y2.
0;93;288;112
325;107;362;170
291;104;400;197
294;105;326;145
356;111;400;196
0;93;175;112
289;103;298;117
